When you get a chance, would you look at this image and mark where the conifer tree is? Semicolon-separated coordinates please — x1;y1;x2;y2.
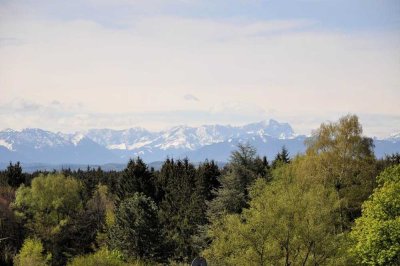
6;162;24;187
208;143;262;220
195;160;221;203
116;157;156;203
272;146;290;169
158;158;203;262
108;193;166;262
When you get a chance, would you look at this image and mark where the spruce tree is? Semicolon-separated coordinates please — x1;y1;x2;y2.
6;162;24;187
116;157;156;203
272;146;290;169
208;143;261;220
108;193;166;262
158;158;203;262
195;160;221;203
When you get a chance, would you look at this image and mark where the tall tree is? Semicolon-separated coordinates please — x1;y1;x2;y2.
350;165;400;265
108;193;165;262
305;114;377;230
158;158;203;261
54;185;116;262
271;146;290;169
116;158;156;203
6;162;24;188
204;157;342;266
13;174;83;265
195;160;221;203
208;143;263;220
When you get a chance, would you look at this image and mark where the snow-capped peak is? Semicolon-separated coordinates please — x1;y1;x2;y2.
0;139;13;151
71;133;85;146
0;120;297;152
389;132;400;138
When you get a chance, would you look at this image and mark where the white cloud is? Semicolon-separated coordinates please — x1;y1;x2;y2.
0;2;399;136
184;94;199;101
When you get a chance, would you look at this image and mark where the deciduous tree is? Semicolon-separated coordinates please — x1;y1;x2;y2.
305;114;377;229
350;165;400;265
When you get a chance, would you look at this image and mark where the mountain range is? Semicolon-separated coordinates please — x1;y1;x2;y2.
0;120;399;170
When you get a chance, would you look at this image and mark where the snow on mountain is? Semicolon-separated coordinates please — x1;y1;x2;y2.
0;120;398;164
153;125;229;150
107;143;127;150
387;132;400;142
0;139;13;151
0;128;70;149
142;120;289;151
85;128;155;150
71;133;85;146
241;119;295;139
0;128;118;164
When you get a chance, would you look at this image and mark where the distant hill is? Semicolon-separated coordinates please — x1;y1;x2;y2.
1;120;399;169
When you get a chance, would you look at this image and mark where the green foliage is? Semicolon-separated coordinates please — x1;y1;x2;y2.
108;193;165;262
208;143;265;220
254;155;271;181
54;188;111;261
13;173;84;265
305;114;377;229
377;153;400;172
88;184;116;247
6;161;24;187
2;116;394;265
14;238;51;266
204;158;342;265
13;173;83;238
207;170;247;218
195;160;221;203
68;248;154;266
158;158;204;261
67;248;128;266
117;158;156;203
350;165;400;265
271;146;290;169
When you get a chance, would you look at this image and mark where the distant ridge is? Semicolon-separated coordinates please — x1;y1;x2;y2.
0;120;399;165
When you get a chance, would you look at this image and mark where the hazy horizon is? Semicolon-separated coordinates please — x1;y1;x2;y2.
1;116;399;140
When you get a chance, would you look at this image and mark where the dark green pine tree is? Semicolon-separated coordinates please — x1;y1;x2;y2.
55;204;104;265
6;161;24;187
253;155;271;180
377;152;400;172
158;158;203;262
195;160;221;203
108;193;166;262
190;160;221;252
207;143;261;220
74;167;104;202
271;146;291;169
116;157;156;203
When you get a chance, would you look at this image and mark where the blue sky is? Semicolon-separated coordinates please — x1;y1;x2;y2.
0;0;399;137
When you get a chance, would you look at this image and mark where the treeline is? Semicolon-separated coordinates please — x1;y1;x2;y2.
0;115;399;265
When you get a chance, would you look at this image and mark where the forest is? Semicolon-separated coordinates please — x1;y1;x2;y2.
0;115;399;266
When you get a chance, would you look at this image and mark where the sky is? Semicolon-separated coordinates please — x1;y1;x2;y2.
0;0;399;137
